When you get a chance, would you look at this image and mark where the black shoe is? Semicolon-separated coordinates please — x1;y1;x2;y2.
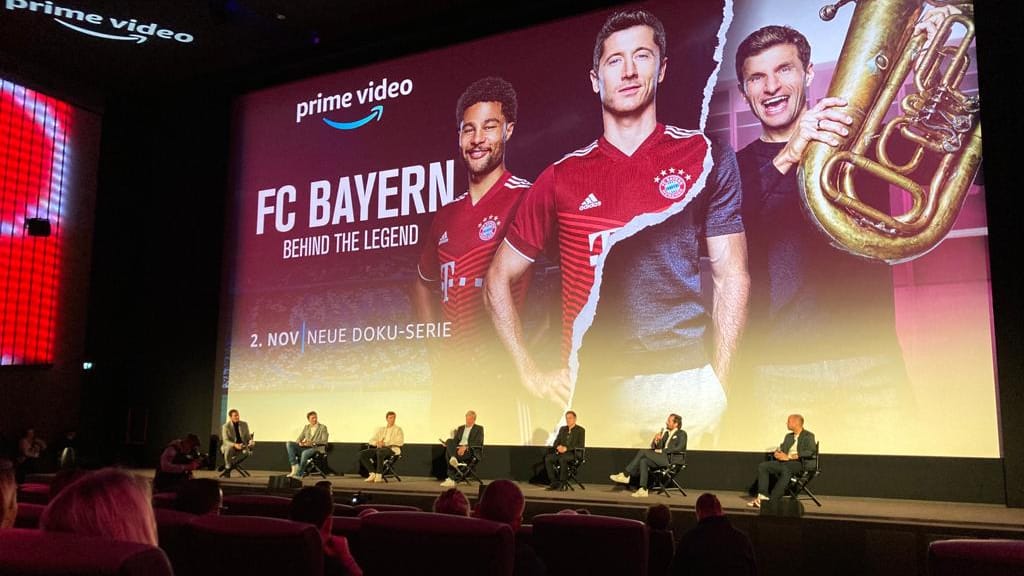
546;482;562;491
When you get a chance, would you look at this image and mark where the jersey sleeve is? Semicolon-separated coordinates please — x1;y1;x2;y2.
704;137;745;238
416;213;442;281
505;165;557;262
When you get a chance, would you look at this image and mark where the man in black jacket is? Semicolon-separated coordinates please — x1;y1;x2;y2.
544;411;585;490
673;493;756;576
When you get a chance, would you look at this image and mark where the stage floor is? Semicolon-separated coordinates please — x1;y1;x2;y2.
191;468;1024;532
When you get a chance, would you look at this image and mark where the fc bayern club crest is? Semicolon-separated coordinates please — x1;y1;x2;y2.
478;215;501;241
654;167;692;200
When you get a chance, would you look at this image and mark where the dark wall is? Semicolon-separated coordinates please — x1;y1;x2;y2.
975;2;1024;508
82;86;229;466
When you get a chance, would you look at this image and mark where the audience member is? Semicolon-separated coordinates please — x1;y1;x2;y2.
40;468;158;546
433;488;470;516
476;479;545;575
290;486;363;576
175;478;223;515
645;503;672;531
0;459;16;529
16;428;48;480
153;433;204;493
671;493;756;576
315;480;333;492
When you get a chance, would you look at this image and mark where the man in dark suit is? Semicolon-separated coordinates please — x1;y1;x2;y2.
748;413;816;508
441;410;484;487
673;493;757;576
544;411;586;490
610;413;687;498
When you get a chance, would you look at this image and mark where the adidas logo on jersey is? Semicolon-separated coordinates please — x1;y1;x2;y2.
438;231;449;245
578;193;602;211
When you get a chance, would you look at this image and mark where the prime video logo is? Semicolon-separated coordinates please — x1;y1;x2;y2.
5;0;195;44
296;77;413;131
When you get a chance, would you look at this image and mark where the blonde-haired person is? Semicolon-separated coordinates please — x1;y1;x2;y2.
0;459;16;529
41;468;158;546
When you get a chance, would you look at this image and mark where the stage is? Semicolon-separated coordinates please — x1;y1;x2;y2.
193;468;1024;533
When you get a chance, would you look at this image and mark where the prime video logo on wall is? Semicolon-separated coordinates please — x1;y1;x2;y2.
296;77;414;131
5;0;195;44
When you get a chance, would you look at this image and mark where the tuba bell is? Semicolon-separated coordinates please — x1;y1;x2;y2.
799;0;981;264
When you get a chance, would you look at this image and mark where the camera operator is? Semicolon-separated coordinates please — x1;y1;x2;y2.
154;433;205;493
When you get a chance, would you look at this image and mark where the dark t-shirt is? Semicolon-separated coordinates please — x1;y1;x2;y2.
736;138;902;365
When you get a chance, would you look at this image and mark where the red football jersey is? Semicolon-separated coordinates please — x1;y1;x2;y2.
506;124;711;359
418;170;531;346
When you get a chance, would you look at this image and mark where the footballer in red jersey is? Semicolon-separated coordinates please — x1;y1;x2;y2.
487;9;750;453
413;77;537;442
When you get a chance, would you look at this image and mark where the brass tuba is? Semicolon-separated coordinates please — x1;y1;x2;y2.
799;0;981;264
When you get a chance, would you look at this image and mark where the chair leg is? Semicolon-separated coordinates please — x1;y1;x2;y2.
671;479;686;497
802;486;822;507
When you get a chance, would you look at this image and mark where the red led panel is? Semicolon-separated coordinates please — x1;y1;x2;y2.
0;78;71;365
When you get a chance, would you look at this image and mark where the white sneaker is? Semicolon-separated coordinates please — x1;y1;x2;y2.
631;488;649;498
364;473;375;482
372;474;383;483
440;478;456;487
746;495;768;508
448;456;460;468
289;464;300;477
609;472;631;485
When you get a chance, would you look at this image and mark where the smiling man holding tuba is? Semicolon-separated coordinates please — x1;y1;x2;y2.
728;3;970;445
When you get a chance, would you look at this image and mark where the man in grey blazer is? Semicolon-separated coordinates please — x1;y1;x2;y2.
221;409;254;476
610;413;688;498
286;411;330;478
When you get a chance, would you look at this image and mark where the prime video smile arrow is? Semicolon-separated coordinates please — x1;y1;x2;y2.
54;18;147;43
323;105;384;130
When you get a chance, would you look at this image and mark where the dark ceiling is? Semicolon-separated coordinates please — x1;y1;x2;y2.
0;0;624;109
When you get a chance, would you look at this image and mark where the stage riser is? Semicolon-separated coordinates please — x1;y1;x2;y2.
220;441;1005;503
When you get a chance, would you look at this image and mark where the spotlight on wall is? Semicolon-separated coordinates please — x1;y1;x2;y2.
25;218;51;237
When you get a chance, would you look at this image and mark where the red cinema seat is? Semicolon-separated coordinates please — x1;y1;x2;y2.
14;502;45;529
221;493;292;518
359;511;514;576
183;515;323;575
0;528;173;576
928;539;1024;576
532;513;649;576
151;491;177;510
17;483;51;505
330;516;364;565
